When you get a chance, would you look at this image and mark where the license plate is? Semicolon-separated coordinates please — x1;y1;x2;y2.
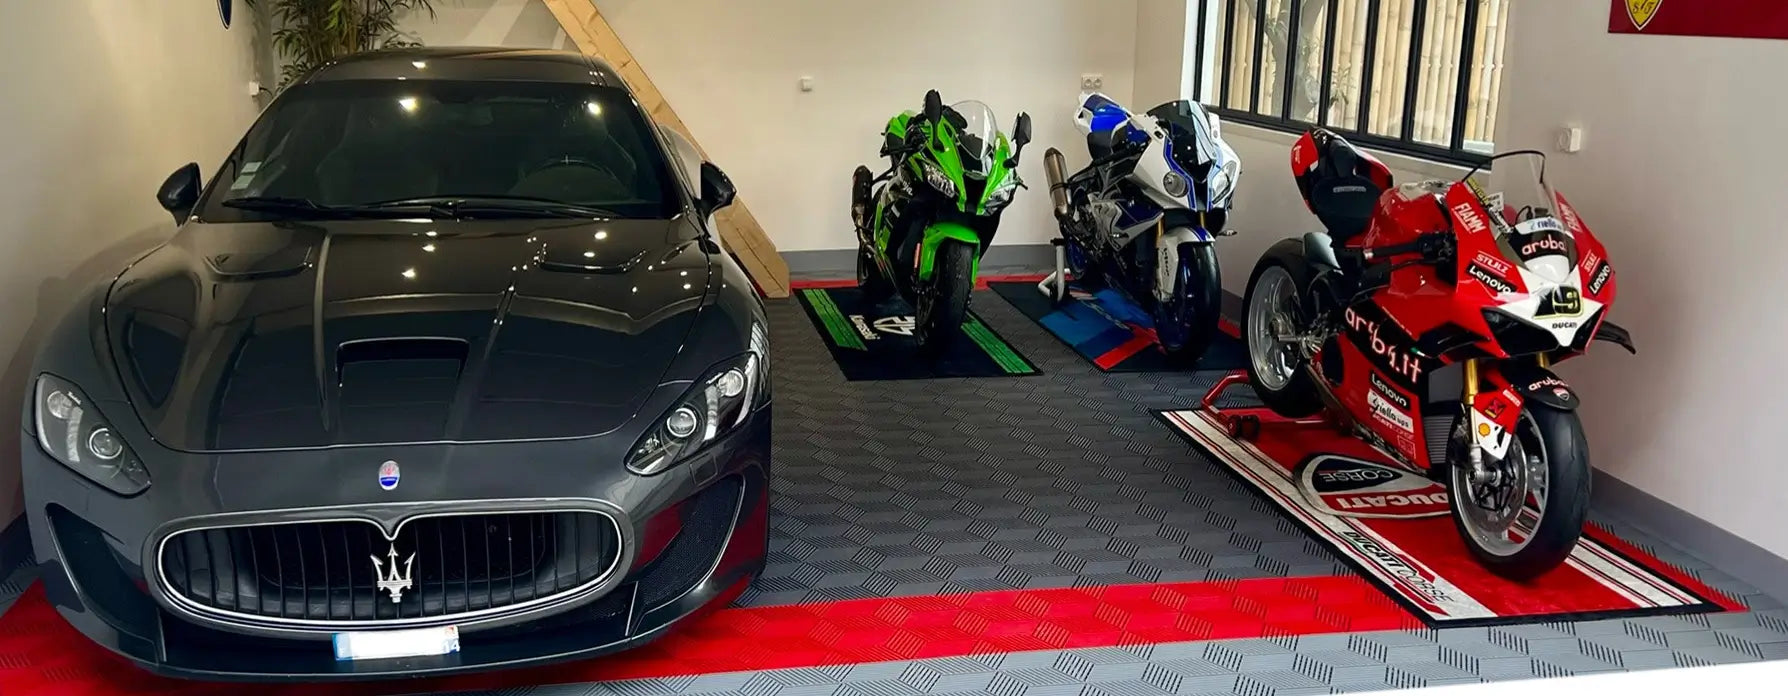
332;625;460;661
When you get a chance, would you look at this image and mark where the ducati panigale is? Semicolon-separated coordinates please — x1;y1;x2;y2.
851;90;1033;354
1040;93;1242;363
1241;128;1635;579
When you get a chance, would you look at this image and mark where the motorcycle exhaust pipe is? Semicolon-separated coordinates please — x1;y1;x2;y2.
1043;148;1072;222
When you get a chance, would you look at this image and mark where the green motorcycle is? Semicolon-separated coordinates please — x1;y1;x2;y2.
852;90;1032;354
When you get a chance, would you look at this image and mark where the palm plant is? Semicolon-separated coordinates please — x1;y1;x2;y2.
249;0;438;87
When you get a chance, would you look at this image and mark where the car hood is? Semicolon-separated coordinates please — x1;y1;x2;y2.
103;216;712;452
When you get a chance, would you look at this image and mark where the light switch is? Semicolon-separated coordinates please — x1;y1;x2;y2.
799;76;815;93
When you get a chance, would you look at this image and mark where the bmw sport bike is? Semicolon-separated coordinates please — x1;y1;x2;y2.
1241;128;1635;579
1040;93;1242;364
852;90;1032;354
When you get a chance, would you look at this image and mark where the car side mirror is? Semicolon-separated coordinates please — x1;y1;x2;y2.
1008;113;1033;167
697;162;736;216
157;163;203;223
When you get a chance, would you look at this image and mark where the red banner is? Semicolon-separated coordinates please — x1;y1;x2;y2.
1611;0;1788;39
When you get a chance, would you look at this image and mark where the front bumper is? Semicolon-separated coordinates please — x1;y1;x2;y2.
21;406;771;681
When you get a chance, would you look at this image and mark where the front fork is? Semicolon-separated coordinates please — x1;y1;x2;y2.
1459;357;1540;484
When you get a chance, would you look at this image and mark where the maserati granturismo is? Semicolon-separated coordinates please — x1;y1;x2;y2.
20;47;771;680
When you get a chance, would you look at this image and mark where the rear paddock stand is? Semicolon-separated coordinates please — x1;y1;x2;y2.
1200;371;1329;441
1037;238;1070;303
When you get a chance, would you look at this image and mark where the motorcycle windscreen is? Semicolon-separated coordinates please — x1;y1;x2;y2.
1469;153;1577;280
946;100;1002;175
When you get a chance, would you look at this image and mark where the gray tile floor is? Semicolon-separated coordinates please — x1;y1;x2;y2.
3;287;1783;695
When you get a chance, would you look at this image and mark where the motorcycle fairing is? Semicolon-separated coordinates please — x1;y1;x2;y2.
1467;368;1524;461
1443;183;1607;355
916;222;981;281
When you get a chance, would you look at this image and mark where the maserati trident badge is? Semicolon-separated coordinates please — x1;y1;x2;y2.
371;544;416;603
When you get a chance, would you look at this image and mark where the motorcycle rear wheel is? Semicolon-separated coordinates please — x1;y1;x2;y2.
915;241;974;356
1447;406;1591;580
1241;248;1323;417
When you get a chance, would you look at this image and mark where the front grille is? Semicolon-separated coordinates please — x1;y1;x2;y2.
160;511;621;626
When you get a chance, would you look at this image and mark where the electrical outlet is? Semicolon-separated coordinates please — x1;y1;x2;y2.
1559;125;1584;153
247;80;262;97
798;76;815;93
1081;74;1104;91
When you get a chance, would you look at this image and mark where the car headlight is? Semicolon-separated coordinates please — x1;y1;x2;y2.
34;375;150;496
1209;159;1241;204
627;329;768;476
917;160;959;199
984;179;1018;212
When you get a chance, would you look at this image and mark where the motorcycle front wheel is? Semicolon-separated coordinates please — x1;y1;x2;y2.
1447;405;1591;580
1154;242;1220;366
915;240;975;356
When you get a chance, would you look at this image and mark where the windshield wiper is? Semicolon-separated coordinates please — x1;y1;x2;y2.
219;196;420;220
357;196;624;220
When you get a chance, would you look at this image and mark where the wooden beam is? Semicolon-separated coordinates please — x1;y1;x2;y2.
541;0;791;298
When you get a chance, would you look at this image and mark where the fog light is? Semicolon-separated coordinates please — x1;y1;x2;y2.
666;408;699;438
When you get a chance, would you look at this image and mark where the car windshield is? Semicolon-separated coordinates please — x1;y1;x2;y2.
195;79;679;222
944;100;1000;173
1460;152;1576;282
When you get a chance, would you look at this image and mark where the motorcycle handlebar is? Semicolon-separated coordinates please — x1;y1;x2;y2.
1351;232;1453;264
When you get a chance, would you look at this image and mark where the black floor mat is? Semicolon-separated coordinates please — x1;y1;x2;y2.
794;287;1039;381
990;281;1247;373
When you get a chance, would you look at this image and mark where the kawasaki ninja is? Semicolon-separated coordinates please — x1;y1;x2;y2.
852;90;1032;354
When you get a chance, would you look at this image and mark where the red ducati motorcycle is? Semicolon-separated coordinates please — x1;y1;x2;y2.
1240;129;1635;579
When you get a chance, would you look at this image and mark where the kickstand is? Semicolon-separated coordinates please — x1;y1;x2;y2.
1038;238;1069;303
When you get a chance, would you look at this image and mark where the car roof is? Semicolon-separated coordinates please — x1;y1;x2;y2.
301;47;625;88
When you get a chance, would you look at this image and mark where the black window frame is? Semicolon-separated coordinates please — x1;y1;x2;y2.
1190;0;1493;167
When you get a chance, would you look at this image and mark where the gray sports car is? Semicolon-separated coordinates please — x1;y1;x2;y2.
20;48;771;680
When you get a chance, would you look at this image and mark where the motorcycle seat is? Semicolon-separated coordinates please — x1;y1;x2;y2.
1309;176;1380;241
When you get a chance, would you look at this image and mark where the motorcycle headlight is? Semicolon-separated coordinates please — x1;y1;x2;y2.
1481;308;1560;356
984;179;1019;212
1162;172;1189;199
34;375;150;496
627;326;769;475
1209;159;1241;204
917;160;959;199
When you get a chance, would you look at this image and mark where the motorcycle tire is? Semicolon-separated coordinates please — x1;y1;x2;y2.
916;241;974;357
1241;241;1323;417
1155;242;1221;366
1447;405;1591;580
857;245;894;304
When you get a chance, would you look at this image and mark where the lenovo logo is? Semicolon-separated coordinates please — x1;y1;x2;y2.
1369;372;1412;410
1588;262;1613;295
1468;264;1517;295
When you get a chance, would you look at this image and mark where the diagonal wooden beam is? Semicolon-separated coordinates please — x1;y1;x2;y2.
541;0;791;298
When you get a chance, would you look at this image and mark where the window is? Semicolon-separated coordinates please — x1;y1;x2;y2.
1188;0;1510;165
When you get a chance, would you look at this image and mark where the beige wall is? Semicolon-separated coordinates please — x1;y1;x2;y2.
407;0;1141;253
1493;2;1788;560
0;1;262;527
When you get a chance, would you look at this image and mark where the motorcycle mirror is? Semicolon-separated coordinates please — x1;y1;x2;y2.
1013;113;1032;150
923;90;943;122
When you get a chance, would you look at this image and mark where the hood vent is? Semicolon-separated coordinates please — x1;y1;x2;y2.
335;338;470;443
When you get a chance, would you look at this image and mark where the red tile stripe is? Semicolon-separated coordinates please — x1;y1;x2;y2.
790;273;1050;292
0;575;1415;695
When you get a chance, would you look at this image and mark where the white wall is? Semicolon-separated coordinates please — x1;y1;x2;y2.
1494;3;1788;559
410;0;1139;253
0;1;263;526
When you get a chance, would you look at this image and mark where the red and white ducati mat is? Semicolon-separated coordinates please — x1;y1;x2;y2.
1158;409;1741;627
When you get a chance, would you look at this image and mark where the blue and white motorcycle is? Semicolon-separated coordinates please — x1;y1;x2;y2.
1040;93;1242;363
